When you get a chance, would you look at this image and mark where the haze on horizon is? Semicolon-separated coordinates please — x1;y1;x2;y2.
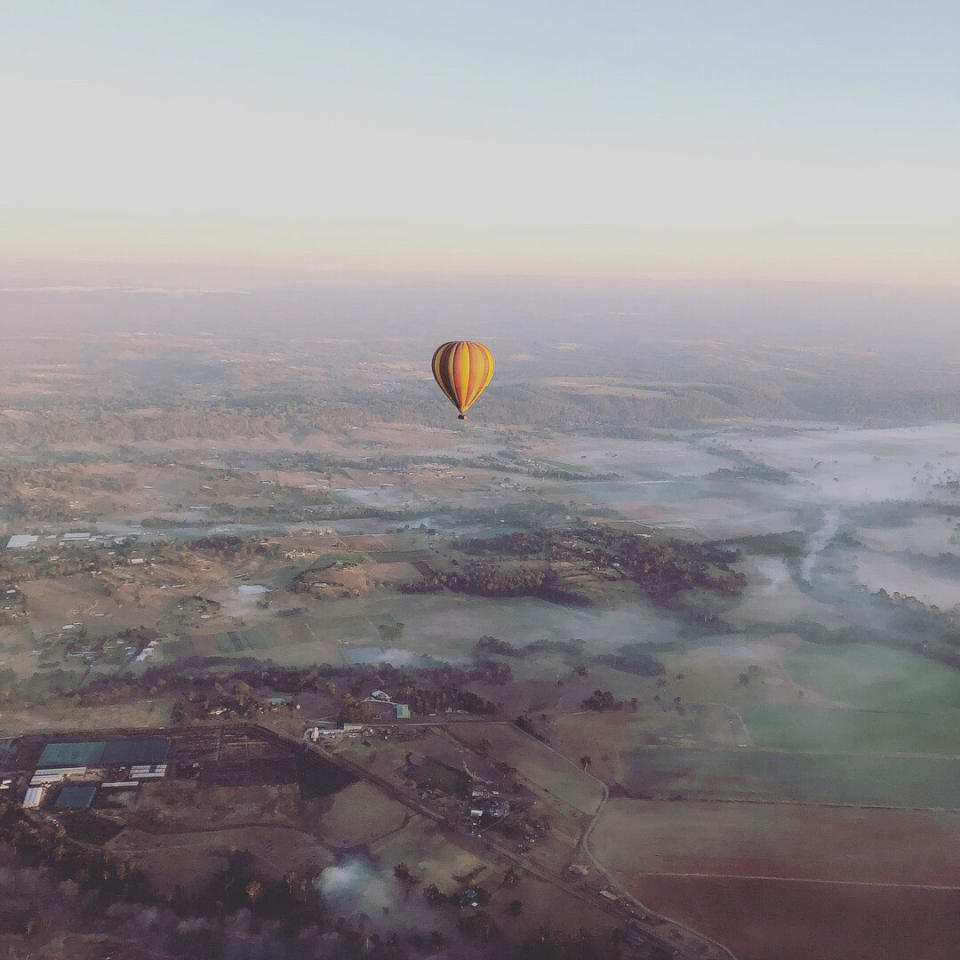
3;1;959;287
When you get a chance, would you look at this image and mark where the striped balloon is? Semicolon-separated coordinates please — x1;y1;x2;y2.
431;341;495;419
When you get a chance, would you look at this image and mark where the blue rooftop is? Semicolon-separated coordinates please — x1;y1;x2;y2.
56;784;96;809
38;738;171;768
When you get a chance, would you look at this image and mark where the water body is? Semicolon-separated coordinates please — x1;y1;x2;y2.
346;646;417;665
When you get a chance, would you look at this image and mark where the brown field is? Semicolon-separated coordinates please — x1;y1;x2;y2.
593;800;960;886
593;800;960;960
109;825;335;893
135;781;300;830
317;780;409;848
0;698;172;736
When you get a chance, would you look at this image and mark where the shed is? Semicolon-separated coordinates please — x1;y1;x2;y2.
6;535;39;549
31;767;88;785
38;738;171;769
56;785;97;809
23;786;46;808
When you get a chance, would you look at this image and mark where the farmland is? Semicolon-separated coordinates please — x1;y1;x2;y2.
4;327;960;958
621;746;960;808
592;800;960;960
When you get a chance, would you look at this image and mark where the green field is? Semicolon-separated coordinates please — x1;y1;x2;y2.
787;643;960;711
742;706;960;756
623;746;960;808
314;551;367;568
214;628;272;652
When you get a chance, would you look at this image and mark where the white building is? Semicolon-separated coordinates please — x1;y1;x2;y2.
23;786;46;808
6;535;38;549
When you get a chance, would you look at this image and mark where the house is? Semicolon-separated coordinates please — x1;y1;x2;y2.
305;722;364;740
350;699;397;722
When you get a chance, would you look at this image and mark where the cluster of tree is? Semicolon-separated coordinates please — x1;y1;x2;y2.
0;650;511;726
191;534;251;557
475;635;520;657
707;463;792;483
897;550;960;577
469;659;514;685
401;562;586;605
458;527;745;601
789;581;960;670
713;530;807;558
581;690;626;712
595;646;665;677
0;799;469;959
514;715;548;742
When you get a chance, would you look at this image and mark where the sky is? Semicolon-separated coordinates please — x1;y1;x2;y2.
2;1;958;285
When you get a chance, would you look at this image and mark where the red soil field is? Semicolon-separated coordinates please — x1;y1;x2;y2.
594;801;960;886
633;876;960;960
594;801;960;958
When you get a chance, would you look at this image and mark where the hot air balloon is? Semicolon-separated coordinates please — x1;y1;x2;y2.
431;341;495;419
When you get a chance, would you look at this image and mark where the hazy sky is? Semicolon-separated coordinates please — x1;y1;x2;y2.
3;1;958;284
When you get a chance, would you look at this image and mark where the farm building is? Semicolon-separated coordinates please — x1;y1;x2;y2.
349;699;397;722
130;764;167;779
56;785;97;809
23;786;46;808
30;767;88;785
5;535;39;549
37;738;171;769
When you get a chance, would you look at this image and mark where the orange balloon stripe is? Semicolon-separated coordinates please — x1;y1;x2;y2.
432;343;460;408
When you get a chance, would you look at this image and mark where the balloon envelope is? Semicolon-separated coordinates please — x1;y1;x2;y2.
431;341;495;419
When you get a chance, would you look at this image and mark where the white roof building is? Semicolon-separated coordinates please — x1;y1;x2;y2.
6;535;39;549
24;786;46;807
130;764;167;779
